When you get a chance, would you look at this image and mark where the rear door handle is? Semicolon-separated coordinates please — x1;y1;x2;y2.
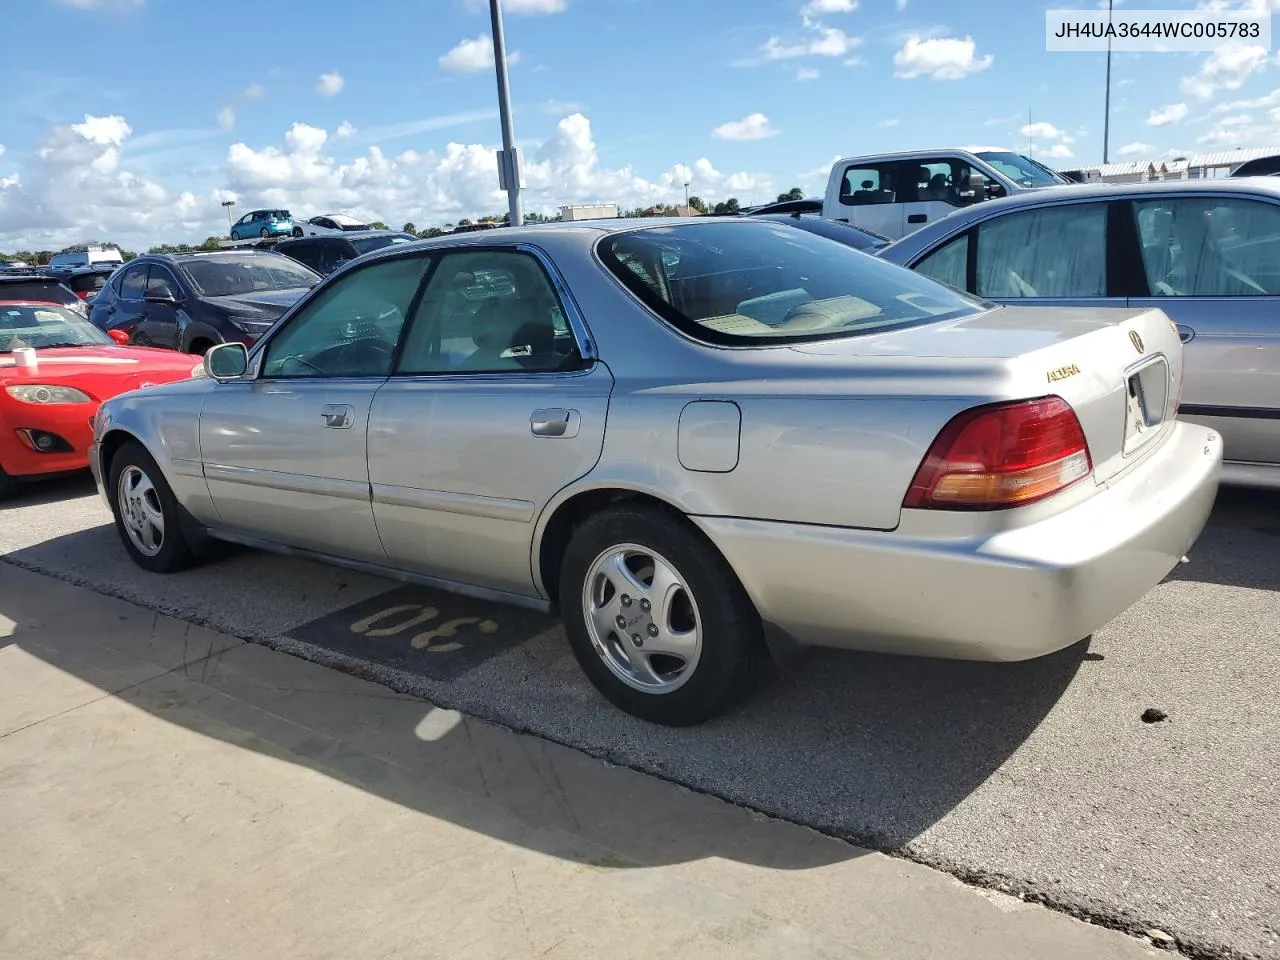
530;408;580;438
907;214;927;224
1175;324;1195;343
322;404;353;429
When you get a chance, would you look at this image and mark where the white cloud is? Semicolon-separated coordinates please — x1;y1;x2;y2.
876;118;900;127
893;34;993;80
0;145;5;158
801;0;856;14
1041;143;1074;159
895;0;907;8
543;98;584;114
1147;102;1189;126
1020;121;1072;142
54;0;143;8
797;67;821;80
244;84;265;99
1213;88;1280;111
1180;43;1268;99
464;0;565;12
0;111;774;250
335;120;356;139
761;26;860;60
712;113;779;141
439;34;522;73
316;71;345;96
217;107;235;131
1118;141;1154;156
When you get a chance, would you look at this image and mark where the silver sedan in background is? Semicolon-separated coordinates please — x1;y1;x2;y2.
880;178;1280;488
90;219;1221;724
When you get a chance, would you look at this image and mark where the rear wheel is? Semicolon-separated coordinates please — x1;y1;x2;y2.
186;339;214;356
229;230;240;241
107;441;194;573
292;227;303;237
259;228;270;238
559;504;767;725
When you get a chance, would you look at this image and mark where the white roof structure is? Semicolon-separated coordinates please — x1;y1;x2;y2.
1059;146;1280;177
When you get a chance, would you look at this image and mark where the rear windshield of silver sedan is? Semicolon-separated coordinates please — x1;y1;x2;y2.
598;220;985;345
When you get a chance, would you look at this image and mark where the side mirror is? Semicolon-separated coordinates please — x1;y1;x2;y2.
958;172;987;205
986;183;1007;199
108;329;130;345
144;285;178;305
203;342;248;381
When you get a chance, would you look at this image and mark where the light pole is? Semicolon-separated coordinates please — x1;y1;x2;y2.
1103;0;1113;164
221;200;236;233
489;0;523;227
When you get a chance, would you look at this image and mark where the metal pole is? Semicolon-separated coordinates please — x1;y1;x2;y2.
489;0;522;227
1103;0;1113;164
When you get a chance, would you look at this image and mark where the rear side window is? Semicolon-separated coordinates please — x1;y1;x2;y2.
974;203;1107;299
1133;196;1280;296
599;221;985;345
915;233;970;292
67;273;108;295
839;165;900;206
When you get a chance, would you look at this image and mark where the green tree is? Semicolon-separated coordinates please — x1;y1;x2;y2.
687;195;707;213
458;218;473;226
402;222;417;235
420;226;445;238
711;197;740;215
775;187;804;202
369;221;390;231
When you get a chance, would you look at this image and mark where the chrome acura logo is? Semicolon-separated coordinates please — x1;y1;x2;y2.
1129;330;1145;354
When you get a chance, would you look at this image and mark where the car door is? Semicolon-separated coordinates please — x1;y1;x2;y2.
102;262;151;339
899;157;975;235
911;199;1126;310
831;161;907;239
198;252;434;563
134;264;184;350
367;247;614;599
1123;193;1280;465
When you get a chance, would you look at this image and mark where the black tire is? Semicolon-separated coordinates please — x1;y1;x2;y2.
186;339;214;356
559;504;767;725
230;230;240;241
259;228;270;238
107;441;195;574
292;227;303;237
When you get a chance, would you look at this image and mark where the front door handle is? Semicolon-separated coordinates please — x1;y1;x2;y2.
530;408;580;438
907;213;927;224
322;403;353;429
1175;324;1195;343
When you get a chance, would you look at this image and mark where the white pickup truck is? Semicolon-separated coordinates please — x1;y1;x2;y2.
820;146;1071;241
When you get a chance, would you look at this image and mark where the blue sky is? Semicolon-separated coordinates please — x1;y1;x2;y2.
2;0;1278;250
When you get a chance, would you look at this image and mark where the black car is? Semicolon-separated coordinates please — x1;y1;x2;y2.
53;264;120;304
274;230;418;276
88;250;321;354
0;273;88;315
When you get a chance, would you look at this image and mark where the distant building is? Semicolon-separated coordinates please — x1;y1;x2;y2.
559;203;620;221
1058;146;1280;183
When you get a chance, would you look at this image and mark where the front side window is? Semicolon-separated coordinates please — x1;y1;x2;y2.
1133;196;1280;296
600;221;985;345
145;265;181;297
915;233;970;291
118;264;149;299
261;255;432;379
180;255;319;297
975;203;1107;298
396;250;578;375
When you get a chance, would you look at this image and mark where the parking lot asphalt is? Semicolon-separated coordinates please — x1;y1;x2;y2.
2;476;1278;960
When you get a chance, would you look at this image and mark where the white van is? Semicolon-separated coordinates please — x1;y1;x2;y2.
48;245;126;270
820;147;1071;240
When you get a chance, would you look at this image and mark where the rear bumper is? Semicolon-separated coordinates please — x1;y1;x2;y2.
694;420;1223;661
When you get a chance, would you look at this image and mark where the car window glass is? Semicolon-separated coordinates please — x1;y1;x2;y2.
261;255;432;379
145;265;179;296
975;203;1106;298
1133;196;1280;296
396;250;577;375
915;233;969;291
839;165;899;206
912;159;971;206
119;264;149;299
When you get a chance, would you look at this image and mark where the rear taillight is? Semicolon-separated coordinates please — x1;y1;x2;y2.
904;396;1093;511
76;290;90;300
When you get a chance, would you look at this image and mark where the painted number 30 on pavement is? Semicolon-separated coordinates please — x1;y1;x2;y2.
348;604;499;653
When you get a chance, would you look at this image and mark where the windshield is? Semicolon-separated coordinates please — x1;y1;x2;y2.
0;304;112;352
180;256;320;297
350;234;417;255
974;151;1068;187
598;221;985;345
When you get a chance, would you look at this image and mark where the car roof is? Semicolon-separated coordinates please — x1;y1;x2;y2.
141;249;289;262
281;229;411;242
0;273;63;282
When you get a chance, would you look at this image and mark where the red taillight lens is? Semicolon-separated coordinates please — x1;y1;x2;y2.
75;290;90;300
904;396;1093;510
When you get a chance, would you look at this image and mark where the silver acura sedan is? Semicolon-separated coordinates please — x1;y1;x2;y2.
90;218;1222;725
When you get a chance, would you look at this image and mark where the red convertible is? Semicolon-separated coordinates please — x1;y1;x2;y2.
1;301;199;498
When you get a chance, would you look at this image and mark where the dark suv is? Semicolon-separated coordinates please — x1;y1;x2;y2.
274;230;418;276
88;250;320;354
54;264;120;303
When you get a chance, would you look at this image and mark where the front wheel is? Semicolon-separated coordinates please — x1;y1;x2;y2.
292;227;303;237
559;504;767;725
108;441;195;573
230;230;240;241
259;228;270;238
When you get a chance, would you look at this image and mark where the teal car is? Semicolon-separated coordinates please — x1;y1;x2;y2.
229;209;299;241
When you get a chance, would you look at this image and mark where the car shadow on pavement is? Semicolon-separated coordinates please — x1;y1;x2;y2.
3;471;98;508
0;533;1093;869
